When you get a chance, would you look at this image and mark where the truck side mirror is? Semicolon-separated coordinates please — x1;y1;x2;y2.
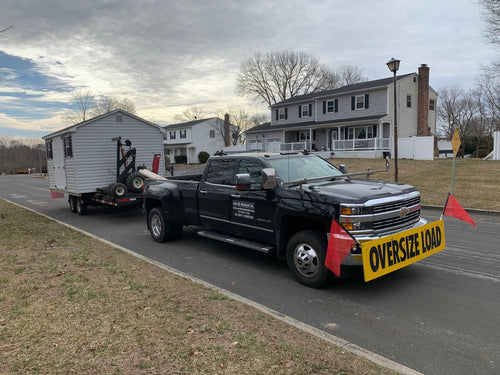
262;168;276;190
236;173;251;191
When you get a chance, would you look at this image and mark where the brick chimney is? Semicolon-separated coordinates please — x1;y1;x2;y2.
417;64;430;136
224;113;231;147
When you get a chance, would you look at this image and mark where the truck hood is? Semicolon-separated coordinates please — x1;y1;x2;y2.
302;178;417;204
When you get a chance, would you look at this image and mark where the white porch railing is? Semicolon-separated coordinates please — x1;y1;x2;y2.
333;138;391;151
280;142;311;152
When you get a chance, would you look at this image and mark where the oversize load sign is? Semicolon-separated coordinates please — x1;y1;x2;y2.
361;220;445;282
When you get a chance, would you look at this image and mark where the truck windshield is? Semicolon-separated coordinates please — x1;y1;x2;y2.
267;155;343;183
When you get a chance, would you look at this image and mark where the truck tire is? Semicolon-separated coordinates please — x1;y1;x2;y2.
148;207;182;242
110;183;127;198
126;172;144;193
76;198;88;216
286;230;330;288
69;196;78;213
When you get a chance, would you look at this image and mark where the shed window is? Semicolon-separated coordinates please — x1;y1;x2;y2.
63;136;73;158
46;140;53;160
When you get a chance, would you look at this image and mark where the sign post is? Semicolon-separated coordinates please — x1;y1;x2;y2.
451;129;461;194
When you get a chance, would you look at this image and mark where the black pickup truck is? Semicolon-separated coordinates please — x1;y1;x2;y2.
142;152;425;287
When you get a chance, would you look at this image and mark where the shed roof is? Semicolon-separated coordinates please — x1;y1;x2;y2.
42;109;162;140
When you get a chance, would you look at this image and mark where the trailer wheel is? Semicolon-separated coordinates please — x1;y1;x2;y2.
110;183;127;198
69;196;78;213
148;208;181;242
286;230;330;288
126;172;144;193
76;198;88;216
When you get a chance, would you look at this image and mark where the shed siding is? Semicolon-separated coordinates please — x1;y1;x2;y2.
45;111;164;194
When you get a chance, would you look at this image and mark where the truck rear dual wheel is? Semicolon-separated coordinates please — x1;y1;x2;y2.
148;208;183;242
76;198;88;215
286;230;330;288
69;196;78;213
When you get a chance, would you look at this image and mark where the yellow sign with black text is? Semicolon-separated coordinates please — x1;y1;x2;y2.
361;220;446;282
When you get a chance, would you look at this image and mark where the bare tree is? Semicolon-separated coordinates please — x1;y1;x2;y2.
437;86;478;139
62;88;96;124
336;65;369;86
92;96;136;116
173;106;205;122
236;51;344;107
476;76;500;134
479;0;500;77
214;106;270;145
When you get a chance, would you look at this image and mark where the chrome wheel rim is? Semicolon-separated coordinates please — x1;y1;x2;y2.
151;214;162;238
293;243;319;277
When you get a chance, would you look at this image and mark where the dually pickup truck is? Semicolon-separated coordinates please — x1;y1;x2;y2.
142;152;425;287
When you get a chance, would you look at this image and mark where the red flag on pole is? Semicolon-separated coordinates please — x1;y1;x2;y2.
325;219;356;277
443;193;476;228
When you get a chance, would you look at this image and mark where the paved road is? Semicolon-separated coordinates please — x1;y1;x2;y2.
1;174;498;375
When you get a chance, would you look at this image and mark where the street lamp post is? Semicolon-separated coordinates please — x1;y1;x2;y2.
386;57;401;183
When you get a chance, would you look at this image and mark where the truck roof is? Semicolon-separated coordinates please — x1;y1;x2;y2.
211;151;316;161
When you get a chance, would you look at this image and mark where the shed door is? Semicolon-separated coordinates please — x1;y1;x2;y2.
53;138;66;190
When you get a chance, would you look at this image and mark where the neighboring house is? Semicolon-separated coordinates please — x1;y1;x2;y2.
42;109;165;193
246;64;437;159
163;117;239;164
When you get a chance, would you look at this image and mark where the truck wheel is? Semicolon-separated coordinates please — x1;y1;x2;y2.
110;183;127;198
286;230;330;288
126;172;144;193
76;198;88;216
69;196;78;213
148;208;181;242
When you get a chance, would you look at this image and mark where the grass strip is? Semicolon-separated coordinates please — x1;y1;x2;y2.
0;199;396;375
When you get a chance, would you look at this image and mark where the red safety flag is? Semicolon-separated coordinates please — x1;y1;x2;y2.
443;193;476;228
325;219;356;277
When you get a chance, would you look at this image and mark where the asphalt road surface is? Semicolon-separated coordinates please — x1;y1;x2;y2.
0;174;498;375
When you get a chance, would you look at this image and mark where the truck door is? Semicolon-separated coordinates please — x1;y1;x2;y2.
230;159;277;243
198;158;238;231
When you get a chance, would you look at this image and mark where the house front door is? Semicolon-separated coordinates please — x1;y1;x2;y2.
331;129;338;151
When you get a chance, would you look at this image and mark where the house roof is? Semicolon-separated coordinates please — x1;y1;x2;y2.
246;115;386;134
272;73;415;107
42;109;161;140
163;117;221;130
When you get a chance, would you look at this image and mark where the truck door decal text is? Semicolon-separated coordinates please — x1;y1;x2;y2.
233;200;255;220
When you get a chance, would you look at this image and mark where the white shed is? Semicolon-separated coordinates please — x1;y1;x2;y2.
42;110;165;194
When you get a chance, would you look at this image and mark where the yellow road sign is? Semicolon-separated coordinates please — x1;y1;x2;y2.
452;129;461;157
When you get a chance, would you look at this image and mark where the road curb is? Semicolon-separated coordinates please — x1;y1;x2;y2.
4;197;424;375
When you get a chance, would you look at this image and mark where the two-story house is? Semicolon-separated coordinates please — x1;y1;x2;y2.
163;116;238;164
246;64;437;159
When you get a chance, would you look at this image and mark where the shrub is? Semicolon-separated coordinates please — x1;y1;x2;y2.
164;155;171;166
174;155;187;164
198;151;210;164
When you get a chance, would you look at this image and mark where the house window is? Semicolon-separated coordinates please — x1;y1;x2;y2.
63;136;73;158
301;105;309;117
323;99;338;114
279;108;286;119
45;140;53;159
429;99;435;111
351;95;369;110
356;95;365;109
210;130;215;138
299;131;310;141
170;131;176;140
180;130;187;139
347;126;376;140
407;95;412;108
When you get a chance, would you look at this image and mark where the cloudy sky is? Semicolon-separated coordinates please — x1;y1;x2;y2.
0;0;496;139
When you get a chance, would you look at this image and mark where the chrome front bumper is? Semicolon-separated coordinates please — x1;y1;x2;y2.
340;217;429;266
